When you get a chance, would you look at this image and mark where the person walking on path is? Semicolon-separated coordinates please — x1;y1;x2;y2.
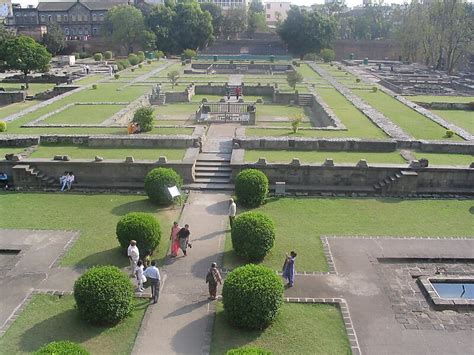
169;222;181;257
135;260;146;292
228;198;237;228
206;262;222;300
235;86;241;100
144;260;161;304
282;251;297;287
128;240;140;277
178;224;191;257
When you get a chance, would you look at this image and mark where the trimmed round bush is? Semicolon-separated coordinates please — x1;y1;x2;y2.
103;50;113;60
144;167;183;205
35;341;89;355
114;74;120;80
137;51;145;63
223;264;283;330
116;212;162;252
231;212;275;261
132;106;154;132
372;86;378;93
74;266;134;325
0;121;7;132
93;52;102;61
128;53;139;66
235;169;268;207
226;347;272;355
445;129;454;138
92;84;97;90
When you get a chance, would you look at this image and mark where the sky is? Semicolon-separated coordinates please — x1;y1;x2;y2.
13;0;410;9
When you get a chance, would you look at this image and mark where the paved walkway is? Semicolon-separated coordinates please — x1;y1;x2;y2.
132;191;230;355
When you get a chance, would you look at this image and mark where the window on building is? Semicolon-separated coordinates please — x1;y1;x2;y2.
65;27;69;35
40;15;45;22
92;27;97;35
48;15;52;23
64;15;68;22
71;15;76;21
266;3;270;9
280;3;282;7
78;28;82;34
56;14;61;22
84;15;88;21
84;29;88;35
77;15;81;21
92;14;96;21
99;13;104;21
266;14;270;18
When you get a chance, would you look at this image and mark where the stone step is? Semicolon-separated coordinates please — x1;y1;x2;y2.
197;153;231;161
185;183;234;191
194;177;231;184
195;161;231;168
194;166;232;172
195;171;231;178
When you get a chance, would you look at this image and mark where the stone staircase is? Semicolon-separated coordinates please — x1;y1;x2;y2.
12;164;56;189
373;170;418;194
192;153;232;190
298;94;313;106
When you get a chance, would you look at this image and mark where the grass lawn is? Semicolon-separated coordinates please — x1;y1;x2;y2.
74;74;105;86
0;100;40;120
413;152;473;166
354;90;463;141
211;302;350;355
2;126;193;136
257;104;307;119
0;83;55;95
0;147;27;157
406;95;474;103
156;103;197;118
223;198;474;271
431;110;473;135
0;294;148;355
296;64;327;83
29;146;186;160
0;193;180;267
316;88;387;138
245;127;356;138
244;150;406;164
43;104;126;125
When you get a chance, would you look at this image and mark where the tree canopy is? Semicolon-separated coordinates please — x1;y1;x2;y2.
200;2;223;37
146;1;212;53
42;23;66;55
278;6;337;58
103;5;155;53
222;7;247;39
1;35;51;88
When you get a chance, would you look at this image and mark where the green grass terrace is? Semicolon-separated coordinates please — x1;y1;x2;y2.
0;294;148;355
211;302;350;355
223;198;473;272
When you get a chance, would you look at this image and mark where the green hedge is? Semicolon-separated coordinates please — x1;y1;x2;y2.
223;264;283;330
74;266;134;325
116;212;162;252
226;347;272;355
34;341;89;355
144;167;183;205
235;169;268;207
231;212;275;261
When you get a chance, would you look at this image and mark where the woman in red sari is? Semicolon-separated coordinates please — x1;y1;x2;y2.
170;221;181;257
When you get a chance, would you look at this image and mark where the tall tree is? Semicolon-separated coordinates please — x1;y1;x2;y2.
200;2;223;37
222;7;247;39
247;11;267;35
1;36;51;88
249;0;265;14
42;23;66;55
399;0;473;73
146;2;212;53
103;5;153;53
278;7;337;58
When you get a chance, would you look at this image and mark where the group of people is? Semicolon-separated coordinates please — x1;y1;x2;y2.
127;122;141;134
226;86;242;101
169;222;192;257
59;171;75;191
127;208;298;304
127;240;161;303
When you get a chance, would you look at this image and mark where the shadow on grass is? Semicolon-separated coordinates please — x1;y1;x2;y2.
77;247;128;268
19;307;106;353
110;199;158;216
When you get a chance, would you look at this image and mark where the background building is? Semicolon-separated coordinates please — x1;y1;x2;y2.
0;0;12;20
264;1;290;25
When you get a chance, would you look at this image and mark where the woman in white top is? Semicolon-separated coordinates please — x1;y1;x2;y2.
135;260;146;292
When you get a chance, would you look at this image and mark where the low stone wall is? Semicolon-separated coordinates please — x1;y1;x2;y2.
33;86;79;101
0;91;26;106
195;85;226;96
234;136;397;151
234;135;474;154
273;92;297;105
165;85;195;104
310;92;345;129
230;151;473;195
0;135;39;147
2;74;69;84
414;102;473;110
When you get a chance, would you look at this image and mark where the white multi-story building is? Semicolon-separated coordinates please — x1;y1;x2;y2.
264;1;290;25
0;0;12;19
197;0;248;11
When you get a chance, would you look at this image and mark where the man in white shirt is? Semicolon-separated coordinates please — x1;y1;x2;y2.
144;260;161;304
127;240;139;277
228;198;237;227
